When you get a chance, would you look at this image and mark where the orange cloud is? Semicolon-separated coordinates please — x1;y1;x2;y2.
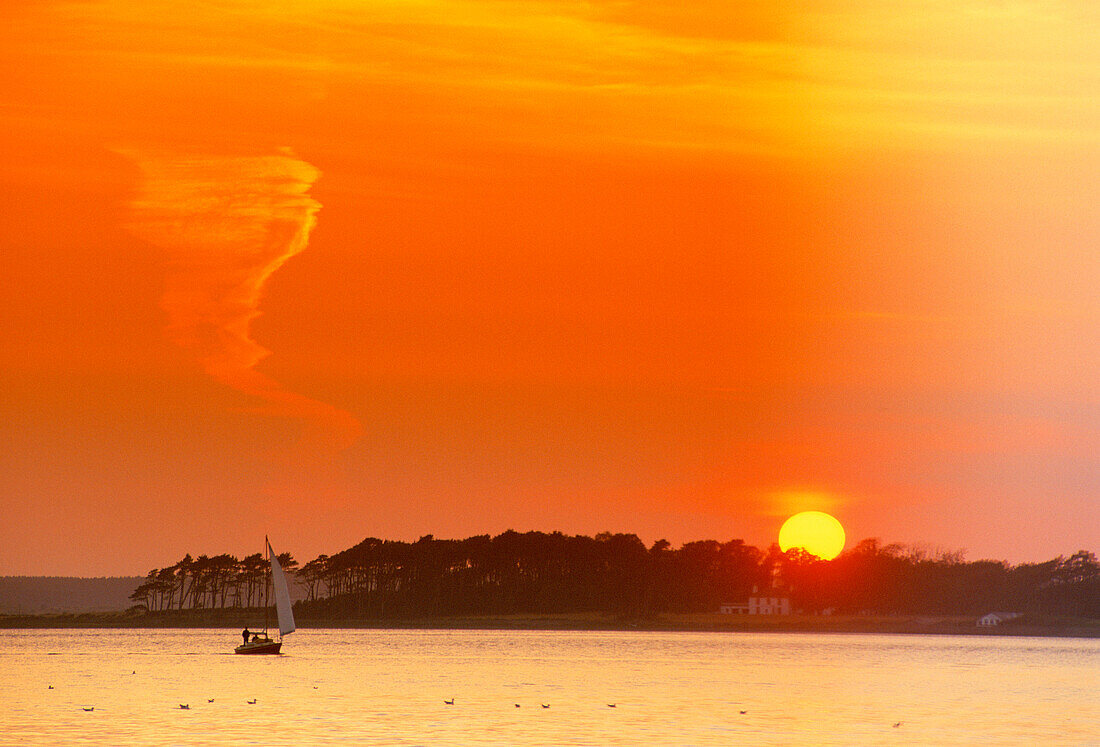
121;148;362;455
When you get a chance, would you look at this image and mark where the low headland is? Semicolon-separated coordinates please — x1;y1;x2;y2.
2;609;1097;638
7;531;1096;637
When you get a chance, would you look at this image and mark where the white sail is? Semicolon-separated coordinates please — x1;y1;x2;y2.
268;540;296;636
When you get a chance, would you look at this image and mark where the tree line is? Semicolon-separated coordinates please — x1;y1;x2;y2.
128;552;298;611
130;531;1099;619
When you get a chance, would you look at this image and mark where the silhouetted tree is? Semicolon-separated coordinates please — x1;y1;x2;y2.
133;532;1098;621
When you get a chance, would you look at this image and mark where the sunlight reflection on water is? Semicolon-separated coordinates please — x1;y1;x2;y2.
1;629;1097;745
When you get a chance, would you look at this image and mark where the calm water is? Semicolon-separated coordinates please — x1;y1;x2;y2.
0;629;1097;745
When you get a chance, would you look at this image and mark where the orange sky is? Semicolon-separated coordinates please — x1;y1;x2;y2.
1;0;1096;575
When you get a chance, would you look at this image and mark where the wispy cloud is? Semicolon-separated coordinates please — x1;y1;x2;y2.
121;148;362;455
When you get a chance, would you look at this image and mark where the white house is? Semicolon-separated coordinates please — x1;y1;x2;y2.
719;596;791;615
977;612;1022;627
750;596;791;615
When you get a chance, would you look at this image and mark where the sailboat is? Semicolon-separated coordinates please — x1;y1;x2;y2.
235;537;296;655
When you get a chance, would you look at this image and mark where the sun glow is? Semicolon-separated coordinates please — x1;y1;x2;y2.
778;511;846;560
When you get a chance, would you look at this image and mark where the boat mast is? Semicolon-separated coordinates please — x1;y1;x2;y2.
263;534;270;637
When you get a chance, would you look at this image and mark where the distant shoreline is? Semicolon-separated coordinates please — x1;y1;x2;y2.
1;611;1097;638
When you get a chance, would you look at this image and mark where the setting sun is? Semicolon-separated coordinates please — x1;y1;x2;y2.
778;511;846;560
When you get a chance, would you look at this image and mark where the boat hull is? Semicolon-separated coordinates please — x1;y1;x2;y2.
234;639;282;655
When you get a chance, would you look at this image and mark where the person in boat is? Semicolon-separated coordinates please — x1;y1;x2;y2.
242;628;251;645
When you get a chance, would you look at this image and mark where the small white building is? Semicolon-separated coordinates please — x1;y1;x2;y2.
750;596;791;615
977;612;1022;627
719;596;791;615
